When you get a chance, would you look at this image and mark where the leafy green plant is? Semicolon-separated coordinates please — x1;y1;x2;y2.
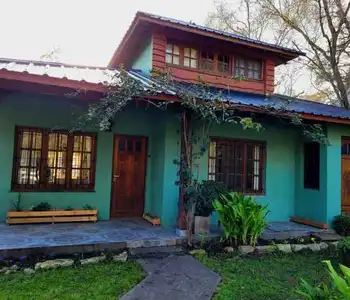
185;180;227;217
296;279;332;300
333;215;350;236
65;206;74;211
11;193;23;212
338;238;350;251
83;204;94;210
213;192;269;246
31;202;52;211
324;260;350;299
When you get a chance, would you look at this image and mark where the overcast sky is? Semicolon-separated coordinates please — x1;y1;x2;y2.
1;0;215;66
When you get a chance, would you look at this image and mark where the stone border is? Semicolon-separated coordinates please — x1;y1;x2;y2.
237;241;338;255
0;251;128;275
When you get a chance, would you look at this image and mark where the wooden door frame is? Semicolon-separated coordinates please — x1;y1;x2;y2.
341;137;350;213
109;134;148;219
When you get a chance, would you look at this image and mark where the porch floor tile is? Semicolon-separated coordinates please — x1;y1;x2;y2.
0;219;182;251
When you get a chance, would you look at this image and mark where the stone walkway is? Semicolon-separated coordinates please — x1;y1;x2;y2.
121;247;221;300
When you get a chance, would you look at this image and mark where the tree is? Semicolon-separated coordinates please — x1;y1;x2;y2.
40;46;61;62
207;0;350;107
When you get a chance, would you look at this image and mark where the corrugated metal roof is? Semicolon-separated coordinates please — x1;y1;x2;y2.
0;58;349;121
130;69;350;120
139;12;305;56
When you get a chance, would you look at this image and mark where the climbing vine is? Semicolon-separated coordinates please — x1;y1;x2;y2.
75;67;328;243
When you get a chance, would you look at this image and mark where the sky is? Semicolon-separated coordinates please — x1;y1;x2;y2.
0;0;215;66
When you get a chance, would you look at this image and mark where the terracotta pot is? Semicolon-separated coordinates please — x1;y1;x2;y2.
194;216;210;234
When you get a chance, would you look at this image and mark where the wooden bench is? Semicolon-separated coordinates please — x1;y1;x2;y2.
7;210;98;225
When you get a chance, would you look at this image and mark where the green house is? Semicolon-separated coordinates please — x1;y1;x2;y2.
0;12;349;230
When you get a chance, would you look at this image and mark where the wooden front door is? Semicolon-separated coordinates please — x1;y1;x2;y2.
110;136;147;218
342;139;350;213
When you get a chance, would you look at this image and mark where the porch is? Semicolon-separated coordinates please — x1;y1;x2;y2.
0;219;326;258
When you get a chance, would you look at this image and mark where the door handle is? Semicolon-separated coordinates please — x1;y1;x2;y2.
113;174;120;182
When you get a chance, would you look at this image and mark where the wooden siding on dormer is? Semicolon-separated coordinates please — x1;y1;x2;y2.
152;33;166;71
151;32;275;95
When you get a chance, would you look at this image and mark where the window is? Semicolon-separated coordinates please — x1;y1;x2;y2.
234;58;262;80
303;142;320;189
342;139;350;155
12;127;97;191
184;47;197;68
218;55;230;73
165;43;180;65
200;51;215;72
208;138;265;194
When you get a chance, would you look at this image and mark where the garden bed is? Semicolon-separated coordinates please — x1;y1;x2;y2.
7;209;98;225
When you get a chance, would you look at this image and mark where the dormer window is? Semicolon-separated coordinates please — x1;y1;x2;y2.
218;55;230;74
234;58;262;80
184;48;197;68
200;52;215;72
166;44;180;65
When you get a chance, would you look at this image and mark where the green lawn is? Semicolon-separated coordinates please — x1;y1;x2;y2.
0;261;144;300
199;251;337;300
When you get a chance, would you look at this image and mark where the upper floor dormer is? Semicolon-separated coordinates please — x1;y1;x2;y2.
108;12;304;95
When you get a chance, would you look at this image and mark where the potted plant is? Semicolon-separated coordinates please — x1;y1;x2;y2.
338;237;350;267
185;180;227;234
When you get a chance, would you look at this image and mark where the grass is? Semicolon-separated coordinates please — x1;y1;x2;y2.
0;261;144;300
199;251;337;300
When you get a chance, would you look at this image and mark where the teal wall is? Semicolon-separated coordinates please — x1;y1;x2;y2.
0;92;176;224
196;122;299;223
294;136;327;223
131;37;152;73
0;92;348;227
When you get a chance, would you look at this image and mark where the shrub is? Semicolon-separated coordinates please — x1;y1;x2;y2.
296;260;350;299
31;202;52;211
213;192;269;246
185;180;228;217
333;215;350;236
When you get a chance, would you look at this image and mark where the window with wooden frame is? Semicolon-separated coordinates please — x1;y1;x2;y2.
184;47;197;68
218;55;230;74
12;127;97;191
200;51;215;72
303;142;320;189
208;138;265;194
165;43;180;65
234;58;262;80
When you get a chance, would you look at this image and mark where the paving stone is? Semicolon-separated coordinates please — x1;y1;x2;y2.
306;243;321;252
319;242;329;250
225;246;235;253
129;246;184;258
23;268;35;275
0;267;9;273
238;245;255;255
255;245;277;254
120;255;220;300
329;241;339;248
35;259;74;270
113;251;128;262
291;244;308;252
311;232;342;241
276;244;292;253
189;249;206;256
80;255;106;265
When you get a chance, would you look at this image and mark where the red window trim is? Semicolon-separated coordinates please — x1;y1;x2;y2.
11;126;97;192
208;137;266;195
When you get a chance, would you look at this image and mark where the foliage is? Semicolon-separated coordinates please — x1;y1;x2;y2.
338;238;350;251
185;180;228;217
333;215;350;236
199;251;332;299
0;261;144;300
83;204;94;210
31;202;52;211
65;206;74;211
11;193;23;212
207;0;350;107
213;192;268;246
296;279;333;300
297;260;350;300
